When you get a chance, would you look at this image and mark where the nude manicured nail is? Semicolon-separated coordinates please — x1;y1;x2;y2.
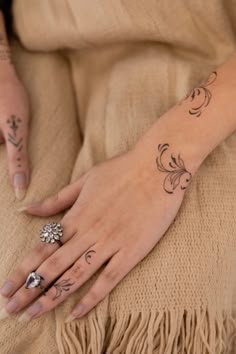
17;201;41;212
0;280;14;296
0;307;10;320
18;302;42;323
0;295;8;307
5;297;18;313
65;313;77;323
65;304;85;323
13;172;27;200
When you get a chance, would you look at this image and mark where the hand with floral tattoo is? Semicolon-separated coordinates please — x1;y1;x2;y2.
0;144;195;322
0;11;30;200
0;49;236;323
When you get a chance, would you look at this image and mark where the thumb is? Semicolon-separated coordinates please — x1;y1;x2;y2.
18;171;89;216
3;114;30;200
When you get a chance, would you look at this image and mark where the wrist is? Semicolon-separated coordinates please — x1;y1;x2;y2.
133;110;205;182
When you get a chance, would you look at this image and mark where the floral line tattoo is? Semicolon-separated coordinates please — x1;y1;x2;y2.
85;250;96;264
156;143;192;194
181;71;217;117
50;279;75;301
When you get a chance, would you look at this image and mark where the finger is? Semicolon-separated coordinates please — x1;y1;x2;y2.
3;114;30;200
0;130;5;144
0;224;100;318
17;241;118;322
0;217;76;302
19;171;89;216
68;250;128;320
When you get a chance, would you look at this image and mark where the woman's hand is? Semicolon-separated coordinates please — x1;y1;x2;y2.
0;70;30;200
0;141;194;322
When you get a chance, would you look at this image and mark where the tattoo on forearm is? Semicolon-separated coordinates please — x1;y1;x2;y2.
85;250;96;264
180;71;217;117
50;279;75;301
156;143;192;194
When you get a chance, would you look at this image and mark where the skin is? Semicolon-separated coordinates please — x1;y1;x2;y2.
0;11;30;200
1;39;236;322
0;145;191;321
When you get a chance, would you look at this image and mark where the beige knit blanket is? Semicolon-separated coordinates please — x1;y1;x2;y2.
0;1;236;353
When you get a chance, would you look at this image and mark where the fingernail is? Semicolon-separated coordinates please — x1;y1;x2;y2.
18;301;42;323
16;205;28;212
65;313;77;323
0;280;14;296
0;307;10;320
13;172;27;200
0;295;9;307
65;304;85;323
0;297;18;320
5;297;18;313
17;201;41;212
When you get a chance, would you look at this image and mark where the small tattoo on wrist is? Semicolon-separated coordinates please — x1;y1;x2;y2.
156;143;192;194
180;71;217;117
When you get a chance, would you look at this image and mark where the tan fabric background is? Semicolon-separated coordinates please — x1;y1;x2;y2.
0;0;235;353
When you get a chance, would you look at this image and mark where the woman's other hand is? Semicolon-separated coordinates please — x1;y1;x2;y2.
0;10;30;200
0;69;30;200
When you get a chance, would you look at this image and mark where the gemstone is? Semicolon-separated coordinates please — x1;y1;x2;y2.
40;222;63;243
25;272;42;289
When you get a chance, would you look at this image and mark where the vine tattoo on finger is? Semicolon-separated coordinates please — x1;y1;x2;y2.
180;71;217;117
7;114;23;167
156;143;192;194
42;278;75;300
52;279;75;301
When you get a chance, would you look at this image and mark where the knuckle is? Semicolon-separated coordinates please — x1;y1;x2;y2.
33;243;51;258
70;262;85;280
45;255;61;269
102;267;119;283
88;288;99;302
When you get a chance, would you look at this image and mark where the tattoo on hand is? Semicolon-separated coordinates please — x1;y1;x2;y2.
7;115;23;166
85;250;96;264
51;279;75;300
156;143;192;194
180;71;217;117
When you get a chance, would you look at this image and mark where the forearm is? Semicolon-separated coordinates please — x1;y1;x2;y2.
135;52;236;179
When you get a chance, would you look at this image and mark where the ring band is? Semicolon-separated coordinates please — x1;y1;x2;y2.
39;222;63;245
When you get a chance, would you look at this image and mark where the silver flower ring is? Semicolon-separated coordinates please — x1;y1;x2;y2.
39;222;63;246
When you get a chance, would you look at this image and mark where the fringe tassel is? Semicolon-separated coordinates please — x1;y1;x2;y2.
56;305;236;354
